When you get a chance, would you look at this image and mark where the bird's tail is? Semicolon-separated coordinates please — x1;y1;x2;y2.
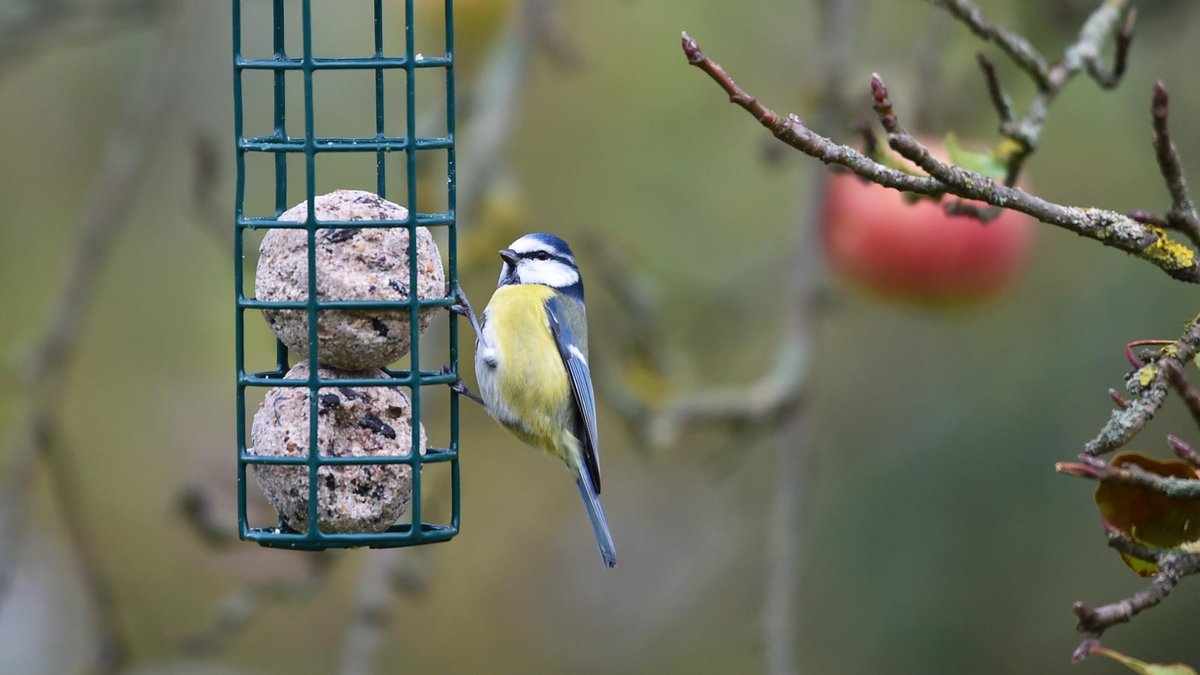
575;466;617;569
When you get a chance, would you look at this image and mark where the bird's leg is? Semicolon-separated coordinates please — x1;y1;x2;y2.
446;285;485;408
439;364;486;408
449;283;482;340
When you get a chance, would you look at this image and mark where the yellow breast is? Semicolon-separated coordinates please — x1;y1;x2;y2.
483;285;573;453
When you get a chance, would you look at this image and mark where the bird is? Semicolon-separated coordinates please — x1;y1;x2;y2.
454;232;617;568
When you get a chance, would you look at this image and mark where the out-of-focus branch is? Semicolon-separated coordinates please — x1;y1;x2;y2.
332;4;566;673
974;52;1013;127
0;2;196;672
1084;7;1134;89
175;483;240;550
337;549;434;675
606;3;856;673
335;508;435;674
1082;318;1200;456
973;0;1132;183
183;554;337;656
456;0;574;233
526;0;581;70
928;0;1051;90
0;0;161;79
759;8;858;675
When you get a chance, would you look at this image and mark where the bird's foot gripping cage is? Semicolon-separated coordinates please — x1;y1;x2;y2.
232;0;460;549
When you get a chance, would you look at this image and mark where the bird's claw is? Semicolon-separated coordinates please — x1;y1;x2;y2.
449;283;473;317
439;364;485;407
449;283;482;339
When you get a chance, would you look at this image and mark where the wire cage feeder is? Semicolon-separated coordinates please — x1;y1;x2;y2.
232;0;461;549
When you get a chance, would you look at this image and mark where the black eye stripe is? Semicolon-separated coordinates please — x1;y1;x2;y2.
519;251;574;265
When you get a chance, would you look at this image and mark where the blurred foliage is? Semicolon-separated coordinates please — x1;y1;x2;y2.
3;1;1200;674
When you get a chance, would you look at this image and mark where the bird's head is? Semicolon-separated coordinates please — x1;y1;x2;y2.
497;233;583;299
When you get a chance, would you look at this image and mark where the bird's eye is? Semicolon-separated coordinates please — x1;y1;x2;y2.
534;251;551;261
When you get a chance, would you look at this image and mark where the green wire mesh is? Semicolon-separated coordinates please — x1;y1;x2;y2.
232;0;460;549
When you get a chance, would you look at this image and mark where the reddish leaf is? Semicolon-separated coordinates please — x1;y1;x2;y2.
1094;452;1200;576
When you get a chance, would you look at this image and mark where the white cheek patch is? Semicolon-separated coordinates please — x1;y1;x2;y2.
518;259;579;287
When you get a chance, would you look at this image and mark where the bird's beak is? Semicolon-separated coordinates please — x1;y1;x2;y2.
498;249;519;266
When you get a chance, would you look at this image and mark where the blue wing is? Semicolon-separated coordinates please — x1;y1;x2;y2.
545;296;601;495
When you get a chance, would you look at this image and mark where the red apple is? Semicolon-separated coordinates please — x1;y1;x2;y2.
820;139;1035;306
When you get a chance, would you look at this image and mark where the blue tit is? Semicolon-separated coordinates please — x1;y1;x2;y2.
471;233;617;568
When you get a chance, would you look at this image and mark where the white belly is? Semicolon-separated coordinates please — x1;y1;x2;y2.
475;311;520;427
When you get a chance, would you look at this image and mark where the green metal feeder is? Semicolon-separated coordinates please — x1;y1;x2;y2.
232;0;461;549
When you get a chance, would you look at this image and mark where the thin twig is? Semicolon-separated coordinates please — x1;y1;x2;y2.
682;1;1200;658
760;2;858;668
1057;453;1200;499
1072;544;1200;661
1167;436;1200;470
339;551;397;675
1164;361;1200;429
1149;82;1200;247
943;0;1133;185
974;52;1013;127
926;0;1051;90
1084;7;1135;89
1128;209;1169;228
1083;319;1200;455
679;32;1200;284
0;3;197;671
527;0;582;70
454;0;535;231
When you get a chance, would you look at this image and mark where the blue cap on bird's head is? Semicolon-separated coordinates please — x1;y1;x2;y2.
497;232;583;300
511;232;574;258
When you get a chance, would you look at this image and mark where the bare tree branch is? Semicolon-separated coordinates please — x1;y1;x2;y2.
679;31;1200;284
681;0;1200;660
1082;319;1200;456
927;0;1051;90
1071;540;1200;662
183;554;337;656
1084;7;1135;89
974;52;1013;127
1057;453;1200;499
937;0;1133;186
1148;82;1200;247
0;2;197;671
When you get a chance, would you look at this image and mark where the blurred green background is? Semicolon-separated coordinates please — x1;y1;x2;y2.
3;0;1200;673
